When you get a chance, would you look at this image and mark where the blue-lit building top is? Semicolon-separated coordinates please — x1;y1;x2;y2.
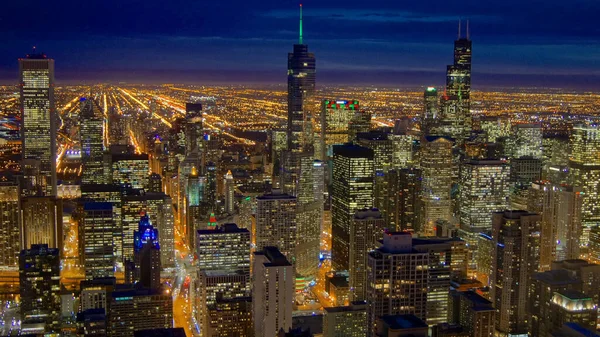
133;213;160;252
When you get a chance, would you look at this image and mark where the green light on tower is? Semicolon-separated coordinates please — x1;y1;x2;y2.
299;4;303;44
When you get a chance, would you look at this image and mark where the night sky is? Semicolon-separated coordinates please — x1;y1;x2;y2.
1;0;599;88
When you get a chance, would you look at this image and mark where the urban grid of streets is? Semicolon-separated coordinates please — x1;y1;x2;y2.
0;84;599;334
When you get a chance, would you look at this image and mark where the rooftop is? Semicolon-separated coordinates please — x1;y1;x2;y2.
380;314;428;330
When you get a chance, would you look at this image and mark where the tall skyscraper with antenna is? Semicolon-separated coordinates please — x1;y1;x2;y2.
19;51;57;196
287;4;316;153
440;20;472;143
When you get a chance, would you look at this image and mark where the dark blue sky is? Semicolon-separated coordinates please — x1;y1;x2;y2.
1;0;599;88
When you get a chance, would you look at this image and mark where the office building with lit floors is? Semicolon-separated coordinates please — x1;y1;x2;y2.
126;214;161;289
256;191;298;265
194;223;251;337
253;246;295;337
331;143;374;272
413;237;468;325
19;244;61;334
569;123;600;246
80;97;106;184
458;159;510;268
528;182;583;271
490;211;541;337
196;223;251;273
109;153;150;190
420;136;454;235
349;208;386;301
446;290;495;337
107;287;173;337
19;52;57;196
81;202;115;279
323;301;367;337
0;181;20;268
366;232;428;337
21;195;63;250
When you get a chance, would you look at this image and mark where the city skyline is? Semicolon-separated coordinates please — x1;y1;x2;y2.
1;0;600;88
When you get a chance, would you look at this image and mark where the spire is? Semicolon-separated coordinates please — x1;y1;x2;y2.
458;19;462;39
299;4;303;44
466;20;470;40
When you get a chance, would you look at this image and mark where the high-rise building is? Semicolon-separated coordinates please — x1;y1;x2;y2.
185;102;203;156
253;246;295;337
80;277;116;312
348;111;372;142
107;287;173;337
81;202;115;279
197;271;250;337
366;232;428;336
127;214;161;289
375;314;429;337
528;269;581;337
320;100;360;161
349;209;386;301
440;23;472;143
0;182;21;268
193;223;251;336
224;170;234;214
80;97;106;184
389;133;414;170
110;153;150;190
195;223;250;273
507;123;543;159
458;159;510;267
323;301;367;337
121;192;173;264
569;123;600;244
413;237;468;325
287;4;316;152
551;259;600;309
21;196;63;250
490;210;541;336
256;191;298;264
421;136;454;234
447;290;495;337
422;87;439;136
548;291;598;335
19;244;61;333
529;182;583;270
205;297;253;337
332;144;374;271
19;52;57;196
81;184;123;261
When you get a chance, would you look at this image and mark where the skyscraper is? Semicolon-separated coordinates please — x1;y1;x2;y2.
420;136;454;234
19;52;57;196
287;4;316;152
81;202;115;279
323;302;367;337
440;22;472;143
19;244;61;333
256;191;298;264
127;213;161;289
458;159;510;268
107;287;173;337
253;246;295;337
320;100;360;161
224;170;235;214
0;181;21;268
490;210;541;336
529;182;583;270
110;153;150;190
21;196;63;250
422;87;439;136
80;97;106;184
349;209;386;301
366;232;428;336
569;123;600;245
331;144;374;271
195;223;250;273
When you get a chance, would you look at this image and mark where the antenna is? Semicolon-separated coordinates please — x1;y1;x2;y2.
458;19;462;39
32;46;36;54
466;20;470;40
299;4;303;44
